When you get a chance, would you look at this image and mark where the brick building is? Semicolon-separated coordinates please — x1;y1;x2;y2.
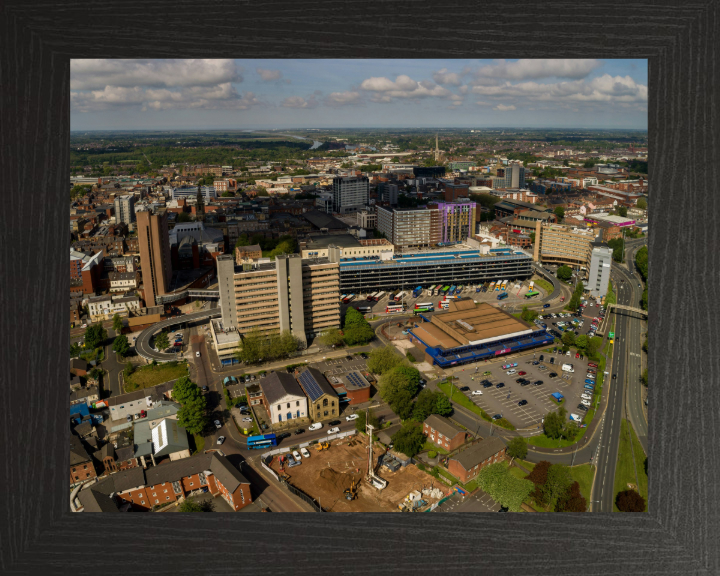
447;437;507;484
423;415;467;451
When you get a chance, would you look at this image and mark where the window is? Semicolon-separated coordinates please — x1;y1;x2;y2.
324;411;328;416
83;465;87;469
153;493;156;497
190;483;194;486
166;496;170;500
296;401;299;407
323;398;328;407
155;499;159;504
74;476;79;480
277;405;281;411
72;467;76;472
164;489;168;493
141;501;145;505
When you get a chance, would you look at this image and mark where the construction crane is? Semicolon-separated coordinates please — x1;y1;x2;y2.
365;409;388;490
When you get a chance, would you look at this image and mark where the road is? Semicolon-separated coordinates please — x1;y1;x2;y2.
134;308;221;361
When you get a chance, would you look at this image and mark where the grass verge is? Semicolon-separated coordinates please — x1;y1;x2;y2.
422;441;449;455
533;277;554;294
569;463;595;504
526;434;579;449
190;433;205;455
613;419;648;511
124;361;188;392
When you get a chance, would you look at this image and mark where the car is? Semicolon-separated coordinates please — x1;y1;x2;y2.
549;372;558;378
515;378;526;384
638;283;642;288
549;357;555;364
531;361;539;365
309;423;322;431
202;385;209;392
492;414;503;420
482;381;494;388
579;354;584;360
216;436;225;445
506;369;516;376
586;374;595;380
510;363;518;368
551;313;557;318
483;371;492;376
300;447;311;458
328;427;340;434
577;404;589;412
584;384;595;390
581;393;592;400
196;351;200;357
543;304;550;308
214;419;222;429
472;390;483;396
241;417;252;422
293;450;302;461
460;386;470;391
277;432;291;440
612;373;618;379
346;414;359;421
534;380;544;386
575;352;580;359
126;415;132;422
328;420;341;426
251;375;256;381
518;371;527;376
496;382;505;389
501;364;511;369
81;323;87;328
360;353;368;359
518;399;528;406
539;354;544;362
588;368;596;374
552;347;558;353
580;399;591;407
286;454;298;467
346;355;353;361
566;351;571;356
294;428;305;435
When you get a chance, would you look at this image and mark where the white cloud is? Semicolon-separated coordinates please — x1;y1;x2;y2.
70;59;242;90
472;59;602;81
256;68;283;82
432;68;462;86
281;95;319;109
324;91;363;107
458;85;469;95
494;104;516;111
359;74;452;103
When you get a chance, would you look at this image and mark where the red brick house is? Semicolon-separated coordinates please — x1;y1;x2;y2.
423;415;466;452
70;433;98;487
447;437;507;484
113;452;252;512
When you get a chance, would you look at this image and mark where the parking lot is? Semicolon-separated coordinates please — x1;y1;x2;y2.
451;349;597;429
339;280;548;318
540;300;606;341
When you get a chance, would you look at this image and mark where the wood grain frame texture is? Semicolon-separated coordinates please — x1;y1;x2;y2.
0;0;717;574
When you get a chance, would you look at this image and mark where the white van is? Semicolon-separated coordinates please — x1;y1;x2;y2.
561;364;574;373
569;413;582;422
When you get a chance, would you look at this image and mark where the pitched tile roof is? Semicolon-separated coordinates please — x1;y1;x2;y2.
144;453;214;487
450;437;506;471
296;367;337;402
111;466;147;493
210;454;250;493
260;371;306;405
423;415;464;439
77;477;120;513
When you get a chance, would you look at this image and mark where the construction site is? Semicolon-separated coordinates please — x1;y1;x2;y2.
268;433;449;512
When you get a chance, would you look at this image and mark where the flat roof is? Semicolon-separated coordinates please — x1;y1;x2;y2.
211;319;241;345
304;233;362;250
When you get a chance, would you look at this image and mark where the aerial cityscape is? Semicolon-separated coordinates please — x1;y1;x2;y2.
69;59;648;514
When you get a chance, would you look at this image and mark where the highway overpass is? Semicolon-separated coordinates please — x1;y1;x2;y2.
135;308;221;362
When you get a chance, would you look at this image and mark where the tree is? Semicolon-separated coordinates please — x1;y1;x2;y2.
112;334;131;358
529;231;536;244
317;328;345;348
155;331;170;351
235;233;251;248
379;365;420;407
176;211;193;223
641;368;648;386
255;187;269;197
124;361;134;379
640;287;648;311
367;345;405;375
178;499;214;512
355;408;381;434
433;394;453;417
112;313;124;334
555;481;587;512
84;323;108;350
541;464;573;505
507;436;528;460
617;206;628;217
575;334;588;352
177;394;208;435
554;206;565;221
236;327;265;364
615;488;646;512
221;191;235;197
634;246;648;282
562;330;576;347
520;306;539;323
543;407;566;439
636;197;647;210
412;389;441;421
390;422;425;457
476;462;534;512
526;460;551;486
390;388;415;420
556;265;573;281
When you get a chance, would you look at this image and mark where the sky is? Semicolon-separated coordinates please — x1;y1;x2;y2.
70;59;648;131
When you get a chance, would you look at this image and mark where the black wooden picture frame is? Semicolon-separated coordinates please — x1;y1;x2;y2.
0;1;717;574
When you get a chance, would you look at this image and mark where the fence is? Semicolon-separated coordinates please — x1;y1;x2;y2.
261;461;279;481
425;493;455;513
279;478;324;512
260;429;357;460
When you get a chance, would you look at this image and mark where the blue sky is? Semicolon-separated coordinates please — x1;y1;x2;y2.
70;59;648;131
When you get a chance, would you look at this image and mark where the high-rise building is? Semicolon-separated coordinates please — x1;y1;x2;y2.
493;164;526;189
137;210;172;307
532;221;596;268
114;194;136;225
216;254;340;348
332;176;369;214
587;244;612;297
377;182;398;205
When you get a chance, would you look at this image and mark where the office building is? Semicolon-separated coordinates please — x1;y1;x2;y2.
356;209;377;229
170;186;217;201
431;201;478;244
532;221;596;268
493;164;526;189
332;176;369;214
587;244;612;297
377;182;398;205
137;210;172;307
216;254;340;349
114;194;136;225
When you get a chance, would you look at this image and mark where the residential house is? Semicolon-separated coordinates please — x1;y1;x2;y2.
447;437;507;484
422;415;467;452
70;433;98;487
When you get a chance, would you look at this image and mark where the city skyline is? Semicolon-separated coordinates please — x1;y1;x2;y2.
71;59;648;131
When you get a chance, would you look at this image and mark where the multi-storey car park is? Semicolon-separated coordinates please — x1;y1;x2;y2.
330;246;533;294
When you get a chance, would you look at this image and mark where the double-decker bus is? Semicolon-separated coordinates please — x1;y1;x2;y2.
367;292;378;301
342;294;355;304
427;285;436;296
373;291;386;302
501;280;508;291
412;285;423;298
449;285;457;295
524;290;540;299
340;294;347;302
414;306;434;315
395;291;406;302
247;434;277;450
415;302;433;310
385;304;404;313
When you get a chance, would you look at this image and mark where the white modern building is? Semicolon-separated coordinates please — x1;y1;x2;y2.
114;194;136;225
170;186;217;201
587;244;613;298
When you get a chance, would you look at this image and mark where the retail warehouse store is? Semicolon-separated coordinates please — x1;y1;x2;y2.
409;300;552;368
333;247;533;294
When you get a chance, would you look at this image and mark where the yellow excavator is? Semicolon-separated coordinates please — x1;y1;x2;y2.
344;478;359;500
315;441;330;452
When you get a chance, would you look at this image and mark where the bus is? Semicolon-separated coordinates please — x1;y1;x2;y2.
449;285;456;295
489;281;495;291
373;291;386;302
415;302;433;309
495;281;502;291
385;304;404;313
342;294;355;304
427;285;436;296
529;281;535;291
357;306;372;313
340;294;347;302
501;280;508;291
524;290;540;299
438;300;450;309
412;285;423;298
395;291;406;302
497;292;509;301
457;285;464;293
414;306;434;315
247;434;277;450
367;292;378;301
